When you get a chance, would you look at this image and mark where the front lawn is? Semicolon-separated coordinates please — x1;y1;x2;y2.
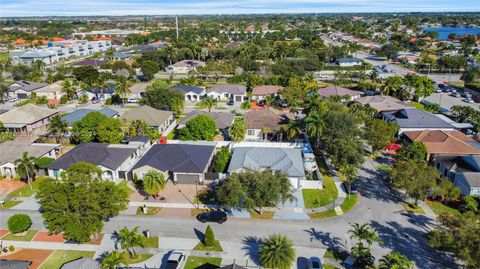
248;210;275;219
184;256;222;269
402;202;425;214
411;102;425;110
7;177;49;197
39;250;95;269
121;253;153;264
303;176;338;208
308;209;337;219
2;230;38;241
1;200;22;208
426;200;461;217
136;206;162;216
143;236;159;248
193;240;223;252
340;194;358;213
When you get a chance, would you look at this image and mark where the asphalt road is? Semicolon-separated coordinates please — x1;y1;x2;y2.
0;157;456;269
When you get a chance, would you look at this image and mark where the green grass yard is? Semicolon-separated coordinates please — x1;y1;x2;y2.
39;250;95;269
411;102;425;110
193;240;223;252
426;200;461;217
7;177;49;197
136;206;162;216
248;210;275;219
402;202;425;214
143;236;159;248
308;209;337;219
1;200;22;208
340;194;358;213
2;230;38;241
184;256;222;269
303;176;338;208
121;253;153;264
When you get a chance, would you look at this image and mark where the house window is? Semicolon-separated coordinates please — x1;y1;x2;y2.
247;129;255;136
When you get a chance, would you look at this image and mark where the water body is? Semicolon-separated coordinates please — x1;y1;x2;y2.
422;27;480;40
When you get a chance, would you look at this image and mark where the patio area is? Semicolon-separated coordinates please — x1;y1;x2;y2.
129;181;209;205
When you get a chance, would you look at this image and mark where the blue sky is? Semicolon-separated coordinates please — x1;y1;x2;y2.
1;0;479;17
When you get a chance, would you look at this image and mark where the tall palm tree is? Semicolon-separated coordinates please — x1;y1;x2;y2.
142;170;166;199
304;111;325;148
348;223;381;246
164;46;177;66
101;250;124;269
228;118;246;142
379;251;414;269
351;242;375;268
117;226;145;257
15;152;36;190
197;96;218;112
47;115;68;143
115;77;132;105
259;234;296;269
283;120;301;140
61;79;77;100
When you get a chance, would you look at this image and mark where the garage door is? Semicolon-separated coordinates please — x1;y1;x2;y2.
235;95;242;102
17;93;28;99
176;174;200;184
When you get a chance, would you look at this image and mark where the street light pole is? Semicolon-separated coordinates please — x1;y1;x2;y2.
195;180;199;209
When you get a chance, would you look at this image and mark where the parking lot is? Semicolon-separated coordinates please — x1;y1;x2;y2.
423;92;480;112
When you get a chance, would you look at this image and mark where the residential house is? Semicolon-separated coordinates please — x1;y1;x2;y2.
0;104;59;133
382;108;455;135
6;80;47;99
60;257;101;269
337;57;363;67
403;130;480;160
354;95;412;112
127;83;150;101
317;85;362;100
33;81;65;100
0;142;60;178
165;60;205;73
113;52;133;60
119;105;176;135
48;142;141;183
130;143;215;184
227;147;305;188
0;260;32;269
243;108;295;141
178;111;234;138
88;85;115;101
173;85;205;102
435;155;480;196
61;108;119;126
207;84;248;103
251;85;283;101
72;59;105;68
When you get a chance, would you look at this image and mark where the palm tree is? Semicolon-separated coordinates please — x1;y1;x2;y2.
142;170;166;199
101;250;123;269
117;226;145;257
61;79;77;100
197;96;218;112
115;77;132;105
228;118;246;142
304;110;325;148
351;242;375;268
283;120;301;140
348;223;381;246
47;115;68;143
379;251;414;269
339;165;357;199
259;234;296;269
171;97;184;116
15;152;36;190
164;46;177;66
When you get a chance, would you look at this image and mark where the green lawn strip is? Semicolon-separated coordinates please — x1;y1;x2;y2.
39;250;95;269
248;210;275;219
1;200;22;208
425;200;461;217
340;194;358;213
7;177;49;197
2;230;38;241
143;236;159;248
411;102;425;110
402;202;425;214
303;176;338;208
118;180;135;196
185;256;222;269
377;164;392;172
308;210;337;219
121;253;153;264
193;240;223;252
323;250;335;259
136;207;162;216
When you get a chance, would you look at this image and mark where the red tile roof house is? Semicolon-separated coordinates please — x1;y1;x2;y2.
251;85;284;101
243;108;295;141
317;85;363;100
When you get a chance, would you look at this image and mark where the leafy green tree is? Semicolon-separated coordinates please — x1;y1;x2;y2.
216;170;294;214
204;225;216;247
7;214;32;234
140;85;184;113
382;76;404;97
379;251;414;269
406;74;435;99
351;242;375;269
339;164;358;198
73;66;99;85
101;250;123;269
197;96;218;112
461;66;480;83
15;152;36;189
214;146;232;173
115;77;132;105
283;120;301;140
396;141;427;163
142;170;166;199
178;115;218;141
47;115;68;143
70;112;109;144
140;60;159;81
364;119;398;152
36;162;129;243
259;234;296;269
61;79;77;100
117;226;145;257
96;118;124;144
430;178;461;203
451;105;480;132
228;118;246;142
461;196;478;213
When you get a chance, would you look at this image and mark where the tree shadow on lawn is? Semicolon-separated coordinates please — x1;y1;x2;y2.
369;220;457;269
241;236;262;265
303;228;347;257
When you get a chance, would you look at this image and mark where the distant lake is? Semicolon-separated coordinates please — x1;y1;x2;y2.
422;27;480;40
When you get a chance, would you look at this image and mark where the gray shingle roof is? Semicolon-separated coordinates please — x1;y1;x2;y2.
0;260;31;269
382;109;454;129
179;111;234;129
209;84;246;95
62;108;118;125
228;147;305;178
337;57;363;63
0;104;58;126
119;105;172;127
0;143;59;166
132;144;215;173
7;80;47;92
60;257;101;269
48;143;136;170
173;85;204;95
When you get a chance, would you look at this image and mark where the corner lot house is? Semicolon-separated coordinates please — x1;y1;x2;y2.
48;142;140;183
227;147;305;188
382;108;455;135
435;155;480;196
7;80;47;99
178;111;234;137
207;84;248;103
165;59;205;73
62;108;119;126
0;142;60;178
131;143;215;184
318;85;362;100
243;108;295;141
337;57;363;66
119;105;176;135
0;104;59;133
174;85;205;102
33;81;65;100
251;85;283;101
354;95;412;112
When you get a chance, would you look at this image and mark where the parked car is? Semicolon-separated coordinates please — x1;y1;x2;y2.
342;182;358;195
308;257;322;269
226;99;234;106
451;93;461;98
272;99;288;108
463;98;475;103
257;100;266;107
434;88;442;93
127;98;139;103
386;142;401;151
197;210;228;223
166;251;187;269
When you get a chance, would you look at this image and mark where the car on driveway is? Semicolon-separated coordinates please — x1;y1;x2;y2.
197;210;228;223
166;251;187;269
308;256;322;269
463;98;475;103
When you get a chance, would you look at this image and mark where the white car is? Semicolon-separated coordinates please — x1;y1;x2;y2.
166;251;186;269
463;98;475;103
127;98;139;103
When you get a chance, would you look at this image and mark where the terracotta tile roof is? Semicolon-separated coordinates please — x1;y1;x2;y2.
252;85;283;96
403;130;480;156
243;108;295;130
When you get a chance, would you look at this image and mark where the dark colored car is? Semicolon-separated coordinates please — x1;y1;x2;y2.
257;100;266;107
272;99;288;108
342;182;358;195
227;99;234;106
197;210;228;223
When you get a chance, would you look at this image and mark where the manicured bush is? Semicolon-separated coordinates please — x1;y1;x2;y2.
204;225;216;247
214;147;232;173
8;245;15;252
60;95;69;104
7;214;32;234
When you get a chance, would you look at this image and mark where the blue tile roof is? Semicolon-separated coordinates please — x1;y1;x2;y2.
62;108;118;125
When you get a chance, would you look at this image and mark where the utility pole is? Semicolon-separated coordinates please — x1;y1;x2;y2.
175;16;179;41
